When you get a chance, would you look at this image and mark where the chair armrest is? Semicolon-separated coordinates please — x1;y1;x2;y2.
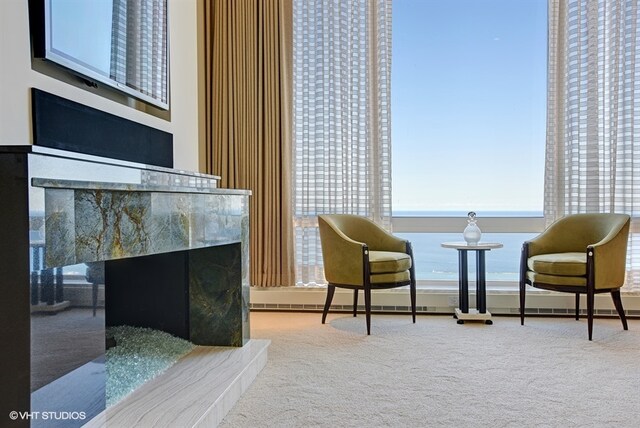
590;219;630;289
318;217;367;286
525;233;555;257
368;231;408;253
520;241;530;278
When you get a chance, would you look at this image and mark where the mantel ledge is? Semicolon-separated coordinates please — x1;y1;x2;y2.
32;177;251;196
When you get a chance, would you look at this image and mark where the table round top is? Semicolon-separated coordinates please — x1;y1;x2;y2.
440;242;504;250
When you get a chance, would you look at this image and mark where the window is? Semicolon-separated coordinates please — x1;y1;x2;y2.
392;0;547;283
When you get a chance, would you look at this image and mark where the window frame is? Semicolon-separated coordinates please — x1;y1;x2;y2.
392;215;545;289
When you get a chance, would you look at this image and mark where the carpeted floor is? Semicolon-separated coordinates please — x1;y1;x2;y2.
220;312;640;428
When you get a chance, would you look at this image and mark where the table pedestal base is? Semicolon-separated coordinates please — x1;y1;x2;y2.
454;308;493;325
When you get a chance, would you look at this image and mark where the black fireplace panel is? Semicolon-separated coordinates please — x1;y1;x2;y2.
105;251;190;338
31;89;173;168
0;153;31;426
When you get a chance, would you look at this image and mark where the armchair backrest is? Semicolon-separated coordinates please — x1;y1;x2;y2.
318;214;406;252
530;213;630;255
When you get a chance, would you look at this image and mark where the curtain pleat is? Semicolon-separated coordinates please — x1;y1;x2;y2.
546;0;640;290
203;0;295;287
292;0;392;285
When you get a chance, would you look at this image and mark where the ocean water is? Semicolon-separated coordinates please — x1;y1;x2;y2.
396;232;537;282
393;210;543;217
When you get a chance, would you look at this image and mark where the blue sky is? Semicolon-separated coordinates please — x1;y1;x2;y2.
391;0;547;213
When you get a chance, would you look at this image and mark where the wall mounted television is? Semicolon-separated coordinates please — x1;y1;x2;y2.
30;0;169;110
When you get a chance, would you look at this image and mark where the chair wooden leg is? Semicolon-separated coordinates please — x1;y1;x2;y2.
364;285;371;335
575;293;580;320
410;280;416;324
322;285;335;324
407;242;417;324
587;287;594;341
519;278;526;326
611;289;628;330
353;289;358;317
519;244;527;326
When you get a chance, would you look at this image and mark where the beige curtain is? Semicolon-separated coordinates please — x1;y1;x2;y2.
203;0;295;287
546;0;639;290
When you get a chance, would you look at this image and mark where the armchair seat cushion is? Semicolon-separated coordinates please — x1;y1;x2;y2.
526;271;586;287
371;270;411;284
527;252;587;276
369;251;411;274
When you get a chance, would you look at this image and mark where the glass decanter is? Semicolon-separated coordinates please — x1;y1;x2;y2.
463;211;482;245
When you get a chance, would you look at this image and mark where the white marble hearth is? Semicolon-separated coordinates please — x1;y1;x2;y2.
84;339;270;427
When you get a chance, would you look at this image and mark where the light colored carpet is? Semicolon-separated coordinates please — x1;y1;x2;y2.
220;312;640;428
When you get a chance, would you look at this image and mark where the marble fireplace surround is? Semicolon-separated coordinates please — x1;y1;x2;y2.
33;174;251;346
0;145;261;427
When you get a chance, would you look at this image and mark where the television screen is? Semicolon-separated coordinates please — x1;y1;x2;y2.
31;0;169;110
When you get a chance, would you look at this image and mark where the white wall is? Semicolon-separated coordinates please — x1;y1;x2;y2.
0;0;200;171
168;0;200;170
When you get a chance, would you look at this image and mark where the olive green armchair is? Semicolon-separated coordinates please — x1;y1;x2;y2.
317;214;416;335
519;213;630;340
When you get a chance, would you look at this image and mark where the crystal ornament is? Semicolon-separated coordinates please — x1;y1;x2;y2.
463;211;482;245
